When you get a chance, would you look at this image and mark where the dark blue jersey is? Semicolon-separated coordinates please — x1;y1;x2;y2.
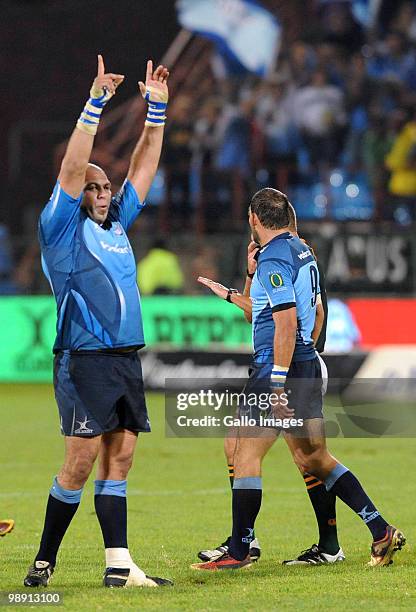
250;232;320;363
39;180;145;352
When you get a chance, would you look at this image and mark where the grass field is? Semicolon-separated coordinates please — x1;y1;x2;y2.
1;384;415;611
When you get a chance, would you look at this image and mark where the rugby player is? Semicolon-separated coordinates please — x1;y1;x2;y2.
24;56;172;588
192;188;405;570
196;205;344;566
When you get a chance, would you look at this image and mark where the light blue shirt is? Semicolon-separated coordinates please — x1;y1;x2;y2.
39;180;145;352
251;232;319;362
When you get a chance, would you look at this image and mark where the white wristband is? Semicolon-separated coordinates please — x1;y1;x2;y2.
270;365;289;388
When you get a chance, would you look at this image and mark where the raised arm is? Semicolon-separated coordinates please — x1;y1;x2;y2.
58;55;124;198
127;61;169;203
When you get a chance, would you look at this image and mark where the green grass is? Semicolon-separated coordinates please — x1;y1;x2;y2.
1;384;415;611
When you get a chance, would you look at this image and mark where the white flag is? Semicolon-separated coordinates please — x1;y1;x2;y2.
176;0;280;75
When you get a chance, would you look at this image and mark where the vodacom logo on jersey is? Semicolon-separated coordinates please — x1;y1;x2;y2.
100;240;130;254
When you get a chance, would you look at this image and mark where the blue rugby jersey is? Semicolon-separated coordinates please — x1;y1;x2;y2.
39;180;145;352
250;232;320;362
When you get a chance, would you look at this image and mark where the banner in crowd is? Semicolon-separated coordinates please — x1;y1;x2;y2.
176;0;280;75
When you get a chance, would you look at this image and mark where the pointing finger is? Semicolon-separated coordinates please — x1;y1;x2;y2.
146;60;153;83
97;54;105;77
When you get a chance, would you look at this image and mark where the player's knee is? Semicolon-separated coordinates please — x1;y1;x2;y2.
101;452;134;480
113;452;134;478
293;447;324;474
61;455;95;487
233;456;261;479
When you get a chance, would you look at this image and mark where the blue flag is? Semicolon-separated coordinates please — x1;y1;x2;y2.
176;0;280;76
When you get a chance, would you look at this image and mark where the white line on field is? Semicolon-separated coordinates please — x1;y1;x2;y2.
0;486;299;499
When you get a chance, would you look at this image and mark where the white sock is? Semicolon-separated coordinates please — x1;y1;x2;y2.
105;547;133;568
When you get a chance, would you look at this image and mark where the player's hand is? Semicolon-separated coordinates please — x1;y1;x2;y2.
139;60;169;104
247;240;259;276
197;277;228;300
90;54;124;100
269;388;294;420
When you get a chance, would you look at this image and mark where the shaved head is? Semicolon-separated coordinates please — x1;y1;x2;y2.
85;163;108;183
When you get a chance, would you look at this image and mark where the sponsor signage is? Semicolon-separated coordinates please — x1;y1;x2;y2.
0;296;251;382
304;230;415;293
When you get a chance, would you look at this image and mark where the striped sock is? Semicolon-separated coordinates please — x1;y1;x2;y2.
303;473;340;555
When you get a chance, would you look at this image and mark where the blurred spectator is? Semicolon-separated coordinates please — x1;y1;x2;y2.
164;94;194;223
315;43;345;87
286;41;316;87
255;75;300;189
362;108;404;216
343;53;372;170
325;298;361;353
293;69;346;173
317;2;365;53
392;1;416;44
13;242;41;294
215;97;255;176
0;224;18;295
367;31;416;92
189;245;219;294
137;239;184;295
191;97;222;173
385;109;416;223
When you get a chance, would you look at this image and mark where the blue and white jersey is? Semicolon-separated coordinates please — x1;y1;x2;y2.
39;180;145;352
250;232;319;362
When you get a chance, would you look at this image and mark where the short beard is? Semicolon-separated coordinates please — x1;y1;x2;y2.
251;227;261;245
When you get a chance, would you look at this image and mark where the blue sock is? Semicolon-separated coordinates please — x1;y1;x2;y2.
325;465;388;541
94;480;128;549
229;477;262;561
36;477;83;566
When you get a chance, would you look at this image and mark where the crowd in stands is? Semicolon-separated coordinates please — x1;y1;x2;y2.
3;0;416;296
161;0;416;227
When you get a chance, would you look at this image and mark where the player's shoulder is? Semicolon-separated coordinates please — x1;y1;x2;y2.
288;235;315;264
110;179;139;205
258;232;293;264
